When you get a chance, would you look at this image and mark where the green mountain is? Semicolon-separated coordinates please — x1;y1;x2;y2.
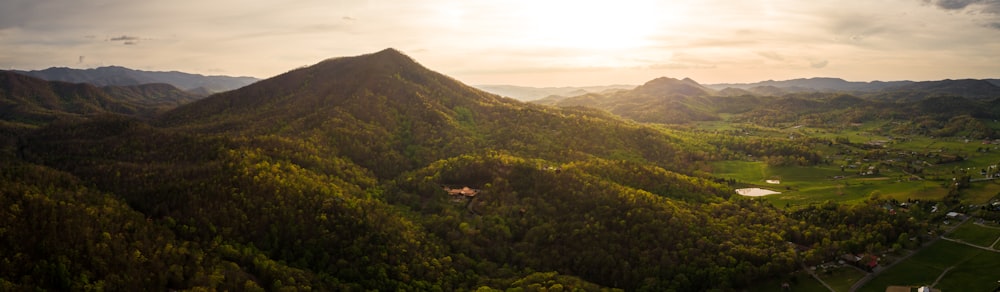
474;84;635;101
535;77;721;124
11;66;259;95
161;48;698;178
0;71;200;128
1;49;929;291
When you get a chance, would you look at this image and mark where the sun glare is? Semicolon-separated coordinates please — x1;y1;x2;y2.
517;1;678;51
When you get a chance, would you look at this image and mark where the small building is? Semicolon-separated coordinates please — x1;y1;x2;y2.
444;186;479;197
946;212;962;218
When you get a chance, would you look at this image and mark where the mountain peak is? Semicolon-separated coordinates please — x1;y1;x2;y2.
373;47;407;57
162;48;502;134
635;76;710;96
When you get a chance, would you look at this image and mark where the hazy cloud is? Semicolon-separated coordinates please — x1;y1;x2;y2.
0;0;31;29
923;0;1000;29
811;60;829;68
757;51;785;61
109;35;140;41
648;63;718;70
925;0;1000;12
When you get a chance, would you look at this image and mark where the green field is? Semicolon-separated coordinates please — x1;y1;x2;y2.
961;180;1000;204
859;240;1000;292
818;267;866;292
947;220;1000;248
747;271;828;292
711;161;950;206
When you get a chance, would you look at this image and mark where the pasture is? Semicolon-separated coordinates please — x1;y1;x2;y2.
858;239;1000;292
710;161;950;206
946;220;1000;248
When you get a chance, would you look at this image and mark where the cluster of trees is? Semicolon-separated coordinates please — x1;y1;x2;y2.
390;152;801;290
787;202;928;263
705;134;825;166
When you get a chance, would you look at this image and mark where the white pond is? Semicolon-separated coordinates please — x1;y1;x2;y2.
735;188;781;197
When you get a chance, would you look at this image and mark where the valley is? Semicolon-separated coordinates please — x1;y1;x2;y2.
2;49;999;291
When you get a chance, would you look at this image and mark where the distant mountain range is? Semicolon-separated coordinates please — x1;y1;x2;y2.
474;84;635;101
0;71;202;126
706;77;913;92
534;75;1000;126
479;77;1000;101
10;66;259;95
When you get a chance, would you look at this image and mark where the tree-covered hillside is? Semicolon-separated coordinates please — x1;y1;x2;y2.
0;49;935;290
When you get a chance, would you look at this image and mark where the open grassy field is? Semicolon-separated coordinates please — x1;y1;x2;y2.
858;240;1000;292
818;267;867;292
711;160;950;206
747;271;828;292
947;220;1000;248
961;180;1000;204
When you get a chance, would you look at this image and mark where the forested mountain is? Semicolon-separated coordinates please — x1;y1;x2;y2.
10;66;259;95
0;71;201;128
160;49;701;178
1;49;931;291
535;77;720;124
706;77;912;92
873;79;1000;101
530;72;1000;142
475;84;635;101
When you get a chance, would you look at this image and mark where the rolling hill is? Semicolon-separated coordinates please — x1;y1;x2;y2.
535;76;721;124
11;66;259;95
0;71;201;127
474;84;635;101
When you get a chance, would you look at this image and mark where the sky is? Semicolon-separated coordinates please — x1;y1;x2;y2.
1;0;999;87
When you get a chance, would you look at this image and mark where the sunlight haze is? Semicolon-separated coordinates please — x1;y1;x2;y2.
1;0;999;86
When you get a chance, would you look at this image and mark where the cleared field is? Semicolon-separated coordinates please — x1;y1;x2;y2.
961;180;1000;204
747;271;828;292
859;240;1000;292
947;220;1000;248
934;251;1000;291
818;267;866;292
710;161;950;206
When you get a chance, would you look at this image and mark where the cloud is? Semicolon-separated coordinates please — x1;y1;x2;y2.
648;63;717;70
0;0;32;29
757;51;785;61
924;0;1000;12
811;60;829;68
923;0;1000;29
109;35;140;41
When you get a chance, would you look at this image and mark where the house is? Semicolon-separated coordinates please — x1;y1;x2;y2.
864;254;878;270
946;212;962;218
443;186;479;198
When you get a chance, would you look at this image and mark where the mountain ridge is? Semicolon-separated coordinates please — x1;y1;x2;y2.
0;71;200;127
10;66;259;94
